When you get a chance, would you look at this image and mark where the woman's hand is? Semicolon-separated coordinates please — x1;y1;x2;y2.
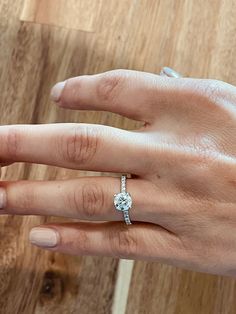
1;69;236;277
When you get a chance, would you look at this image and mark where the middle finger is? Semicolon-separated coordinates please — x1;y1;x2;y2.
0;124;150;174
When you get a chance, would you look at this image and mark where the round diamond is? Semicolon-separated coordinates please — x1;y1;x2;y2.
114;192;132;212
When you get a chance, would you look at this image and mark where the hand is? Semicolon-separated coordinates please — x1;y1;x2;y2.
1;68;236;277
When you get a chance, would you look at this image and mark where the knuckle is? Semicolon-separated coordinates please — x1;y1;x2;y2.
74;229;90;254
96;70;126;103
81;183;105;217
59;125;99;165
5;127;21;159
109;227;138;258
15;184;36;211
70;182;105;218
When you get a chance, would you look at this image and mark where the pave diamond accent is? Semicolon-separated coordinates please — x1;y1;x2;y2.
114;192;132;212
123;210;132;225
121;175;126;193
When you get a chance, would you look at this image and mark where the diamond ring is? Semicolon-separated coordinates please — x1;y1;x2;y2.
114;175;132;225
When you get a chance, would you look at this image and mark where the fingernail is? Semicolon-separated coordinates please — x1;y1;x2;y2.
162;67;182;78
0;188;6;209
51;81;66;102
29;227;59;248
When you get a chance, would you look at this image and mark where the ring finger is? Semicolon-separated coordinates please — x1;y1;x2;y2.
0;177;162;223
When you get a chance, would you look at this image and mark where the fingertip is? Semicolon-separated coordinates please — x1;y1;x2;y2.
29;226;60;248
161;67;182;78
0;187;7;209
51;81;66;102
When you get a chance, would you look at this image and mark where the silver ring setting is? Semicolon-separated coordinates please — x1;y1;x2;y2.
114;175;132;225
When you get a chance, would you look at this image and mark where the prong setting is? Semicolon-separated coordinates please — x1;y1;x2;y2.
113;175;132;225
114;192;132;212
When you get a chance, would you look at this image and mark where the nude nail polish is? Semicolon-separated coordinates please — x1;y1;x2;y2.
162;67;182;78
29;227;59;248
51;81;66;102
0;188;6;209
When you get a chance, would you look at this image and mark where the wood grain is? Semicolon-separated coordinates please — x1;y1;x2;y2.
21;0;103;32
0;0;236;313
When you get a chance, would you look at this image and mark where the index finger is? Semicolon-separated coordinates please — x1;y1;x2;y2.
51;69;192;123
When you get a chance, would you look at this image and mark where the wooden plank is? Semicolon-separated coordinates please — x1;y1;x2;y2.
21;0;103;32
127;263;236;314
112;260;134;314
0;0;236;313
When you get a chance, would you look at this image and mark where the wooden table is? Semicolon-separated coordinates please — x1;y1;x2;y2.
1;1;236;313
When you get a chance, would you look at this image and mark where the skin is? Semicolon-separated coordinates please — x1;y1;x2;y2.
1;68;236;277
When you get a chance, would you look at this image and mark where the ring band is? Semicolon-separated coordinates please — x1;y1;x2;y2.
114;175;132;225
